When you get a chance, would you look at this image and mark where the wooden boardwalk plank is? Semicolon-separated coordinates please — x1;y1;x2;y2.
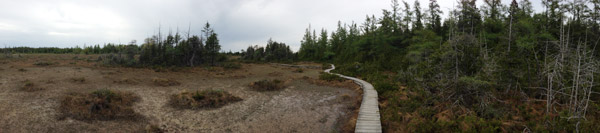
325;64;382;133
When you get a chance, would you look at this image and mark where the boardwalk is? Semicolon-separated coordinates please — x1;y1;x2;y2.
325;64;382;133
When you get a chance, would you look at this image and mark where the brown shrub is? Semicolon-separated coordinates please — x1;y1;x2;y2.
21;80;44;92
152;78;180;87
59;89;140;121
145;124;164;133
34;61;54;66
169;89;242;109
248;79;285;91
71;77;86;83
293;68;304;73
114;78;138;85
267;72;282;76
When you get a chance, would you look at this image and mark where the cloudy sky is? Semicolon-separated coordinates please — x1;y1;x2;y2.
0;0;543;52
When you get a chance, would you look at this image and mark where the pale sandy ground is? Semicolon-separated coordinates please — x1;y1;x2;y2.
0;54;359;132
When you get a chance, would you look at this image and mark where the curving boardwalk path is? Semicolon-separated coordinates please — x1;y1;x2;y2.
325;64;382;133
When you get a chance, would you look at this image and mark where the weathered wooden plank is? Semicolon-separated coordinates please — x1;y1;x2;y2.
325;64;382;133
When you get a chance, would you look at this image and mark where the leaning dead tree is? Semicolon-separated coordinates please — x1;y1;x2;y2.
544;29;598;131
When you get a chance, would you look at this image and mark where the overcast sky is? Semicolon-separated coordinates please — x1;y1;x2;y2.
0;0;543;52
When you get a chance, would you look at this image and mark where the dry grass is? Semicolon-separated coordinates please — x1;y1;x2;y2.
248;79;285;91
21;80;44;92
152;78;180;87
59;89;141;121
169;89;242;109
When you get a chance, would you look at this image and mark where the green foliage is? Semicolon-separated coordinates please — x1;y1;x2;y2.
242;39;295;62
319;72;345;82
221;62;241;69
373;81;397;94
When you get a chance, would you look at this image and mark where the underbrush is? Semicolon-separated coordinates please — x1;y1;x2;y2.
248;79;285;91
21;80;44;91
33;61;55;66
59;89;140;121
70;77;86;83
152;78;180;87
221;62;242;69
169;89;242;109
293;68;304;73
319;72;345;82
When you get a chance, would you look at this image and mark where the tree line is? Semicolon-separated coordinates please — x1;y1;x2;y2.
241;39;295;62
2;22;224;67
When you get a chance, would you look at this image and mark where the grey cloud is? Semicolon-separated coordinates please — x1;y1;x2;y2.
0;0;544;51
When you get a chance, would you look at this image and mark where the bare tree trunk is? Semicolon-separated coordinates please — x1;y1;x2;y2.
508;14;513;53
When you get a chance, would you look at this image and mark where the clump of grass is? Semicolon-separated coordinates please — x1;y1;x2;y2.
319;72;345;82
222;62;241;69
113;78;138;85
322;63;332;70
34;61;54;66
248;79;285;91
169;89;242;109
18;68;26;72
21;80;43;92
59;89;140;121
71;77;86;83
145;124;164;133
152;78;180;87
293;68;304;73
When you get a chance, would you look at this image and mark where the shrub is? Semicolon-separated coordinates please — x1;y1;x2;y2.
319;72;345;82
373;81;398;94
152;78;180;87
293;68;304;73
169;89;242;109
34;61;54;66
222;62;241;69
322;63;332;70
146;124;164;133
59;89;140;121
249;79;285;91
71;77;86;83
21;80;43;91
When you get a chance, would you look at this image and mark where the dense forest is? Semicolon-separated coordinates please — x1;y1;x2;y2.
295;0;600;132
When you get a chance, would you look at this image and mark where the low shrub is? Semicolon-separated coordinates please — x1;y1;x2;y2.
59;89;140;121
34;61;54;66
293;68;304;73
146;124;164;133
152;78;180;87
71;77;86;83
222;62;241;69
169;89;242;109
18;68;26;72
373;81;398;94
322;63;332;70
249;79;285;91
319;72;345;82
113;78;138;85
21;80;43;91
